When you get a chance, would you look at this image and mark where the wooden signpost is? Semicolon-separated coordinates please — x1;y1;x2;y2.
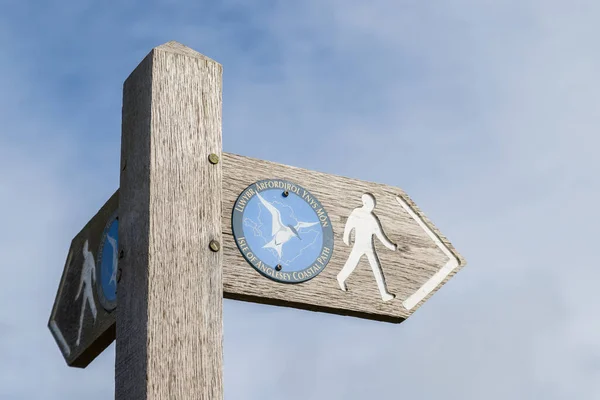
48;41;466;398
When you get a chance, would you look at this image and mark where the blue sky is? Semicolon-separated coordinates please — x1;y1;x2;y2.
1;0;599;399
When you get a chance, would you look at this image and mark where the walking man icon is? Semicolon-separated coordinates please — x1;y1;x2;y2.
74;240;98;347
337;193;397;302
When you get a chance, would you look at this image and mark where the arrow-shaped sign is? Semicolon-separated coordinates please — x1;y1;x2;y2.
48;154;466;367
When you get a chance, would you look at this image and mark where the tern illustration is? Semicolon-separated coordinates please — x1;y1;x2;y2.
256;192;319;260
107;234;118;288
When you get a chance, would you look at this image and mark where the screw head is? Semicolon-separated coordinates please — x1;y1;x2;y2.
275;264;282;271
282;191;289;197
208;153;220;165
209;240;220;252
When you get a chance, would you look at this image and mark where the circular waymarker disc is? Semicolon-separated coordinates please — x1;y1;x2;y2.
95;213;118;311
232;179;334;284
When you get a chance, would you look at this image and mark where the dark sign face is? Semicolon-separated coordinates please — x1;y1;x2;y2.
231;179;334;283
48;192;118;368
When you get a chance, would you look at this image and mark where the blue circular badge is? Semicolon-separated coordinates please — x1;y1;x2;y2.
96;213;118;311
232;179;334;283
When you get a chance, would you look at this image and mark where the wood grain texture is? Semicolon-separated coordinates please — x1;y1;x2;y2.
220;153;466;322
116;42;223;400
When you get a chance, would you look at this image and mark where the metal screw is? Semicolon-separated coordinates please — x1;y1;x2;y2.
208;153;220;165
209;240;220;252
282;191;289;197
275;264;282;271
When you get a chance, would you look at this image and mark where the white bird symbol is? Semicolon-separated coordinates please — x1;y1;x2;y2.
256;192;319;260
106;233;118;288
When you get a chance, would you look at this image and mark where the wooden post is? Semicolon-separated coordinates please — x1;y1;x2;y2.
115;42;223;399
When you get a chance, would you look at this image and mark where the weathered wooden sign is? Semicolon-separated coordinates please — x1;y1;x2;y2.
49;152;465;367
223;154;466;319
48;41;467;399
48;192;118;367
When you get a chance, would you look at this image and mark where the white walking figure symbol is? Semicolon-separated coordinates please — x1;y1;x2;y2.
256;192;319;261
74;239;97;347
106;234;118;288
337;193;397;302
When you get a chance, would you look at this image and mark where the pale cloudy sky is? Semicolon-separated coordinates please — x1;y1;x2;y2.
1;1;599;399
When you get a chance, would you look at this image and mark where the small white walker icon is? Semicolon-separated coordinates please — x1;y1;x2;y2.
337;193;397;302
74;240;97;347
